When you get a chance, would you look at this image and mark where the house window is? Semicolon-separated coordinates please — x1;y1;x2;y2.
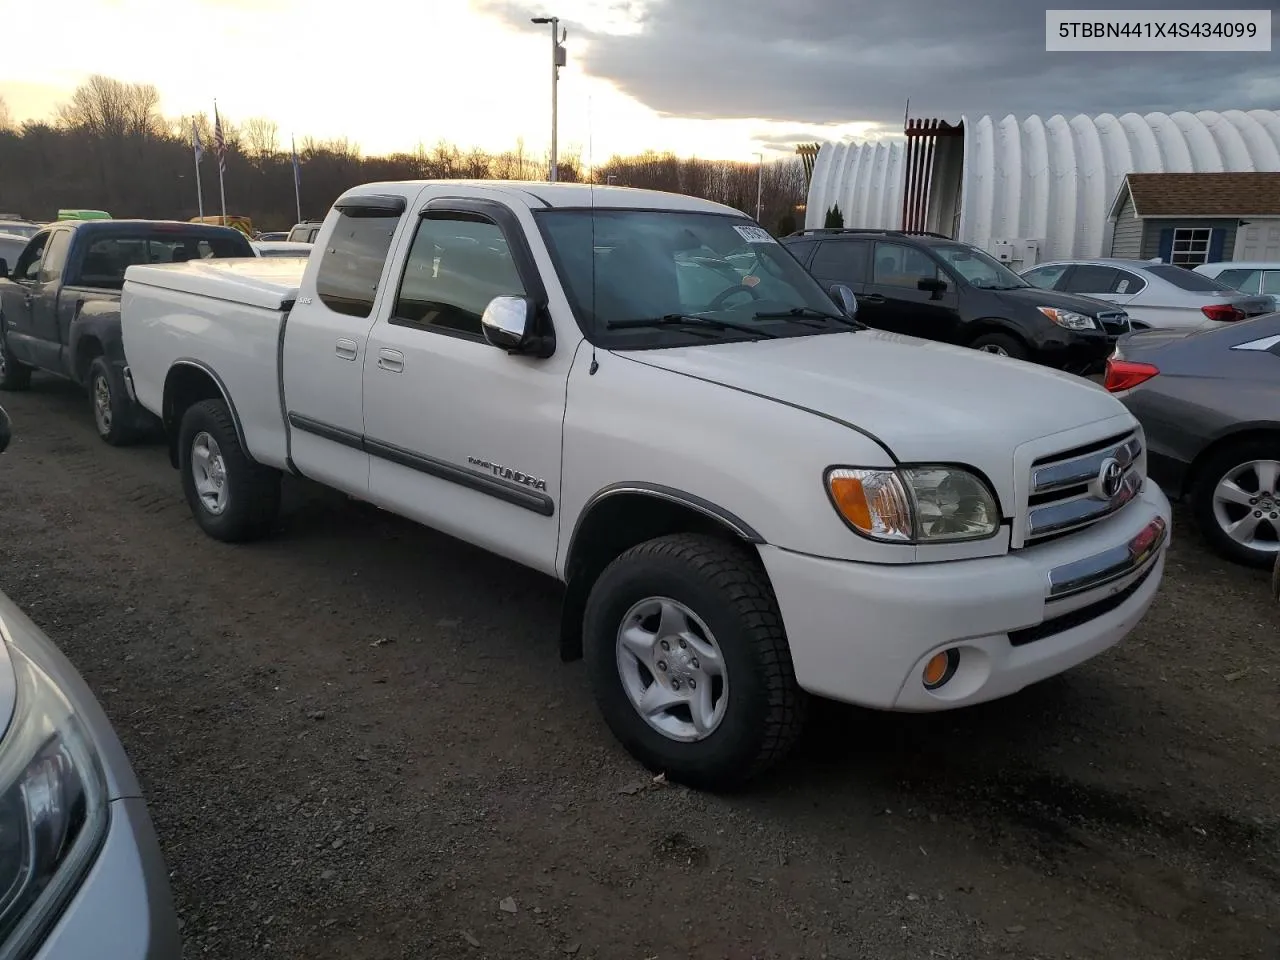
1171;227;1211;267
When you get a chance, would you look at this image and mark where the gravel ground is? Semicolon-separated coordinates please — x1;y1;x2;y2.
0;378;1277;960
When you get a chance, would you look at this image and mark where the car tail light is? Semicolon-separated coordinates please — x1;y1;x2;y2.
1202;304;1245;322
1104;358;1159;392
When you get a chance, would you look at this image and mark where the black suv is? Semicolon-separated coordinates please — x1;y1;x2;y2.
780;229;1130;372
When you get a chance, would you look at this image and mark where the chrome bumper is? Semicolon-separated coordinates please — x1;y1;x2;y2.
1047;514;1168;600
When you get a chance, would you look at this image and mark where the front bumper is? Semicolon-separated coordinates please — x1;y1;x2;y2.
32;797;180;960
759;480;1171;711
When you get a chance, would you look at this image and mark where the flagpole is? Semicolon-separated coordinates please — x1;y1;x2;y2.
292;135;301;223
193;123;205;220
215;100;227;225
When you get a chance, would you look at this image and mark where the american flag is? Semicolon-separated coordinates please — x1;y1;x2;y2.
213;105;226;175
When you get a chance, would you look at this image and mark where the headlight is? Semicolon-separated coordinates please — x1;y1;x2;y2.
1037;306;1097;331
0;644;108;957
826;465;1001;543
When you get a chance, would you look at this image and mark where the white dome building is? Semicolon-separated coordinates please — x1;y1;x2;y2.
805;110;1280;266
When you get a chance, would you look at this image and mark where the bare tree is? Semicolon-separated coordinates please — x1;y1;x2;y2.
57;74;161;137
0;95;12;131
242;117;279;158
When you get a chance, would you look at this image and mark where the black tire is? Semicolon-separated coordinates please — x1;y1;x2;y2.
583;532;807;791
1190;438;1280;568
969;331;1029;361
87;356;138;446
178;398;280;542
0;329;31;391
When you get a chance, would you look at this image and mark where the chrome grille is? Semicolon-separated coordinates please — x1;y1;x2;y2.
1023;431;1143;544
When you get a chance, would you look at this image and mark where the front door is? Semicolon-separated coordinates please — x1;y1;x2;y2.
29;228;73;372
280;200;404;496
863;241;960;340
362;194;570;575
1;231;49;367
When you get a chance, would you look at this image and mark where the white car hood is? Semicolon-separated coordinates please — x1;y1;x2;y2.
623;328;1132;508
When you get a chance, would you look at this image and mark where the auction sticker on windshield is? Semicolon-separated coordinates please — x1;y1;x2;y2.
734;225;776;244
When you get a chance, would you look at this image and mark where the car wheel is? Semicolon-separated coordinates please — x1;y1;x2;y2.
0;330;32;391
583;532;807;791
969;332;1029;361
178;398;281;542
1191;438;1280;568
88;356;137;446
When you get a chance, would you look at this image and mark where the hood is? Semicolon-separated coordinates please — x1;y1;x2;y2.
626;329;1132;509
994;286;1123;316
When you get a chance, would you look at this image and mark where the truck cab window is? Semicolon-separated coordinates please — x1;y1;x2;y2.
392;214;525;338
314;213;399;318
12;232;49;282
38;230;72;284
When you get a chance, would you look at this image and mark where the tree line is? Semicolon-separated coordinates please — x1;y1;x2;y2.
0;75;808;235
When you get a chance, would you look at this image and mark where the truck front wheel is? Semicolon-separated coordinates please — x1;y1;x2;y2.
583;533;807;790
0;332;31;391
178;399;280;542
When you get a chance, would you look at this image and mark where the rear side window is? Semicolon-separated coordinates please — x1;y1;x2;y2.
1146;264;1232;292
782;238;817;265
1264;271;1280;296
811;240;869;282
1061;265;1119;294
314;213;399;318
1110;269;1146;294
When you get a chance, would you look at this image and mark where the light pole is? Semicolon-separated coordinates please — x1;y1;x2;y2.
532;15;566;182
754;152;764;222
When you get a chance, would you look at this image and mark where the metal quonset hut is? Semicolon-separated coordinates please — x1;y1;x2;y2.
805;110;1280;267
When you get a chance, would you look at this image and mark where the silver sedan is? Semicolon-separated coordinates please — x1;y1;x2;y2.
1022;258;1273;331
0;406;180;959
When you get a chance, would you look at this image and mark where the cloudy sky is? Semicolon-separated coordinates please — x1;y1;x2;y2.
1;0;1276;160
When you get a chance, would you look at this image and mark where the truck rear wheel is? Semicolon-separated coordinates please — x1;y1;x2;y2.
178;399;280;542
582;533;807;790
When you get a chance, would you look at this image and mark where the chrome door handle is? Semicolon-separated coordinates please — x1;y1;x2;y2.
335;338;358;360
377;348;404;373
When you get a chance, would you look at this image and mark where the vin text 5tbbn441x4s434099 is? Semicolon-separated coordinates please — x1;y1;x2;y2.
118;181;1172;790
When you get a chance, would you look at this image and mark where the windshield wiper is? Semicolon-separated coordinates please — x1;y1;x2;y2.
605;314;778;339
752;306;865;329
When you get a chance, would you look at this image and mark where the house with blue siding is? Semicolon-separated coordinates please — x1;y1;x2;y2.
1107;172;1280;266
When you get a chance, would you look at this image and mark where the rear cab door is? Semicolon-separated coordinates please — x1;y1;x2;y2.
1;231;50;367
360;186;572;575
862;240;960;339
280;192;412;497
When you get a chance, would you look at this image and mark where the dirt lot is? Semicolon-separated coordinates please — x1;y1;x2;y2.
0;378;1276;960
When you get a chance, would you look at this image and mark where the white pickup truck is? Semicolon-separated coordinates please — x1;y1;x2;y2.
120;181;1172;789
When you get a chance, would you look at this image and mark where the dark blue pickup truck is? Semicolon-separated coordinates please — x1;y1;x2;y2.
0;219;253;443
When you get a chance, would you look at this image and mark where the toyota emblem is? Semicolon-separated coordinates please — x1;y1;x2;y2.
1097;458;1125;499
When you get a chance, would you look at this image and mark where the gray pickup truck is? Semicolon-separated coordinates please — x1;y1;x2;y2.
0;219;253;443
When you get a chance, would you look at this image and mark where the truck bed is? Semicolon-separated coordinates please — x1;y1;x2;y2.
122;258;308;470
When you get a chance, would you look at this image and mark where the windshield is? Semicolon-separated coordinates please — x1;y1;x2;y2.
535;208;854;348
932;243;1029;289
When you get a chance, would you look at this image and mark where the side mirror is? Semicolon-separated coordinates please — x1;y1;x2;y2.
481;295;554;358
829;283;858;318
0;258;7;279
918;277;948;299
0;405;11;454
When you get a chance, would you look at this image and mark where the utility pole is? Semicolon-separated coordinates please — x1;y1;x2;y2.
754;152;764;222
532;16;566;181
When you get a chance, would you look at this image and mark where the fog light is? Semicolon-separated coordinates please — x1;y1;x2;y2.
922;649;959;690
